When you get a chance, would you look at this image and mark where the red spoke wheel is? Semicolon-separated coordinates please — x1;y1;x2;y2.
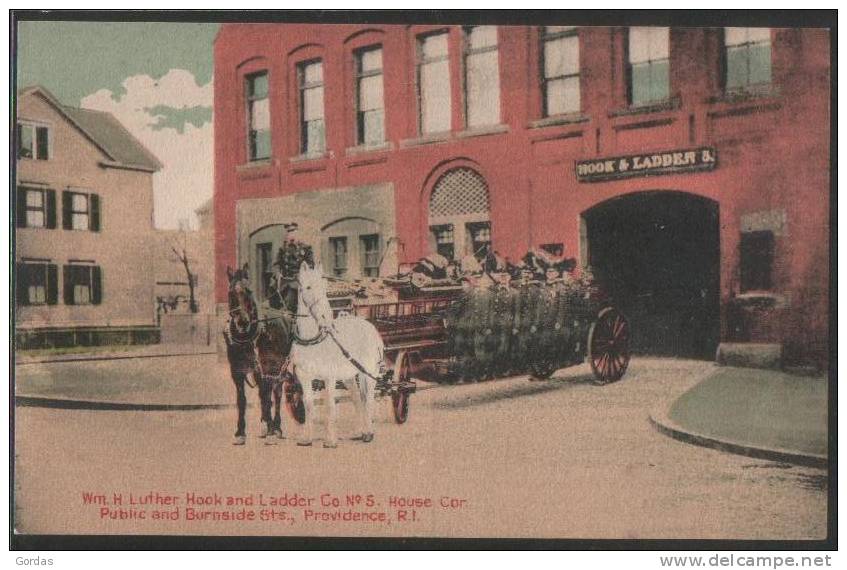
587;307;631;385
391;352;411;424
283;378;306;424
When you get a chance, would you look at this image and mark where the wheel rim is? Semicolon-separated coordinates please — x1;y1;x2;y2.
588;308;631;385
392;354;410;424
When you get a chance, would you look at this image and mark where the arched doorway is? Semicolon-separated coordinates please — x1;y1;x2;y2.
427;167;492;261
582;191;720;359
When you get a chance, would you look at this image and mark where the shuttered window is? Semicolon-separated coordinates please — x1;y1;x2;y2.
16;187;56;229
15;261;58;306
63;264;102;305
62;191;100;232
17;122;50;160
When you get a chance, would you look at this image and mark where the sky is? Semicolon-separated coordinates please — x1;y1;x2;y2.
16;21;221;230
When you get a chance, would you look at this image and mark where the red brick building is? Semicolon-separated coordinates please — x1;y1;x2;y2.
213;23;830;366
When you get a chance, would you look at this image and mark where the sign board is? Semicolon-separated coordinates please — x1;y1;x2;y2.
576;147;717;182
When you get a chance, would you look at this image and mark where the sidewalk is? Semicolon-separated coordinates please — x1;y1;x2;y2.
15;343;217;365
650;366;828;468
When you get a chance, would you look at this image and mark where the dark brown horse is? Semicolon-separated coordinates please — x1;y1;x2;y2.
225;265;288;445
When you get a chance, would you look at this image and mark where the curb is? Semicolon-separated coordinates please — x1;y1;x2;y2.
648;409;827;470
15;381;439;412
15;395;233;411
15;349;217;366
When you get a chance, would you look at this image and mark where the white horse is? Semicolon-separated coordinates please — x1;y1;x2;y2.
290;261;385;448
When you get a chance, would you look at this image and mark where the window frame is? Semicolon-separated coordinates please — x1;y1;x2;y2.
24;187;47;229
354;45;386;147
540;26;581;118
722;27;772;92
17;121;50;160
65;263;99;306
416;30;452;135
740;230;775;293
430;224;456;261
298;59;327;156
462;25;501;128
245;71;271;162
22;261;49;306
359;233;381;277
256;242;274;300
626;26;671;107
65;190;91;231
328;236;349;278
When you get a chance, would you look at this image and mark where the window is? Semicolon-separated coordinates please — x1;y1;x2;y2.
63;263;102;305
246;72;271;161
360;234;381;277
628;27;670;106
16;187;56;229
62;191;100;231
15;261;58;306
464;26;501;128
355;47;385;146
299;60;326;155
417;32;451;134
740;231;774;292
467;222;492;259
431;225;455;261
541;26;580;116
17;122;49;160
724;27;772;91
329;237;348;278
257;242;274;300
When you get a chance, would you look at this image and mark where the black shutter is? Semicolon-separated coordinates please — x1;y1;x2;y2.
62;191;72;230
47;264;58;305
90;194;101;232
92;266;103;305
45;190;57;229
16;263;29;306
16;187;27;228
36;127;49;160
63;265;74;305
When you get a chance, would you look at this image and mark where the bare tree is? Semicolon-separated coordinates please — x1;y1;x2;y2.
171;245;198;313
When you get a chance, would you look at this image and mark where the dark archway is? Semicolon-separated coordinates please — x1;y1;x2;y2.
582;191;720;359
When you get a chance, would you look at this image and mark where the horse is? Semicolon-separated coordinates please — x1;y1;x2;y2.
289;261;385;448
224;265;286;445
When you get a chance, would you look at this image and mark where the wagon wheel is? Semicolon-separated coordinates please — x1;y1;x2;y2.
283;378;306;424
391;351;411;424
587;307;631;385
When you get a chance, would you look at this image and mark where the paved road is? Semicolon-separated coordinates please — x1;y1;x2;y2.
13;357;827;539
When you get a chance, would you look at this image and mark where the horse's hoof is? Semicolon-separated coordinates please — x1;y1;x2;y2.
296;440;312;447
361;433;374;443
323;441;338;449
264;437;278;446
275;429;286;440
259;422;269;438
233;435;246;446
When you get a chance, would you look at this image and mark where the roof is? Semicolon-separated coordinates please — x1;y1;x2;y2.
19;85;163;172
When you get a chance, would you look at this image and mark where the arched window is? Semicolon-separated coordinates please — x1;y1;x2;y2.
427;168;491;261
321;217;383;279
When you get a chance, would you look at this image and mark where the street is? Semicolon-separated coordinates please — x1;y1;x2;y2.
14;356;827;539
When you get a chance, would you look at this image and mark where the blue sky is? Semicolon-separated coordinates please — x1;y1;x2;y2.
17;21;220;229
